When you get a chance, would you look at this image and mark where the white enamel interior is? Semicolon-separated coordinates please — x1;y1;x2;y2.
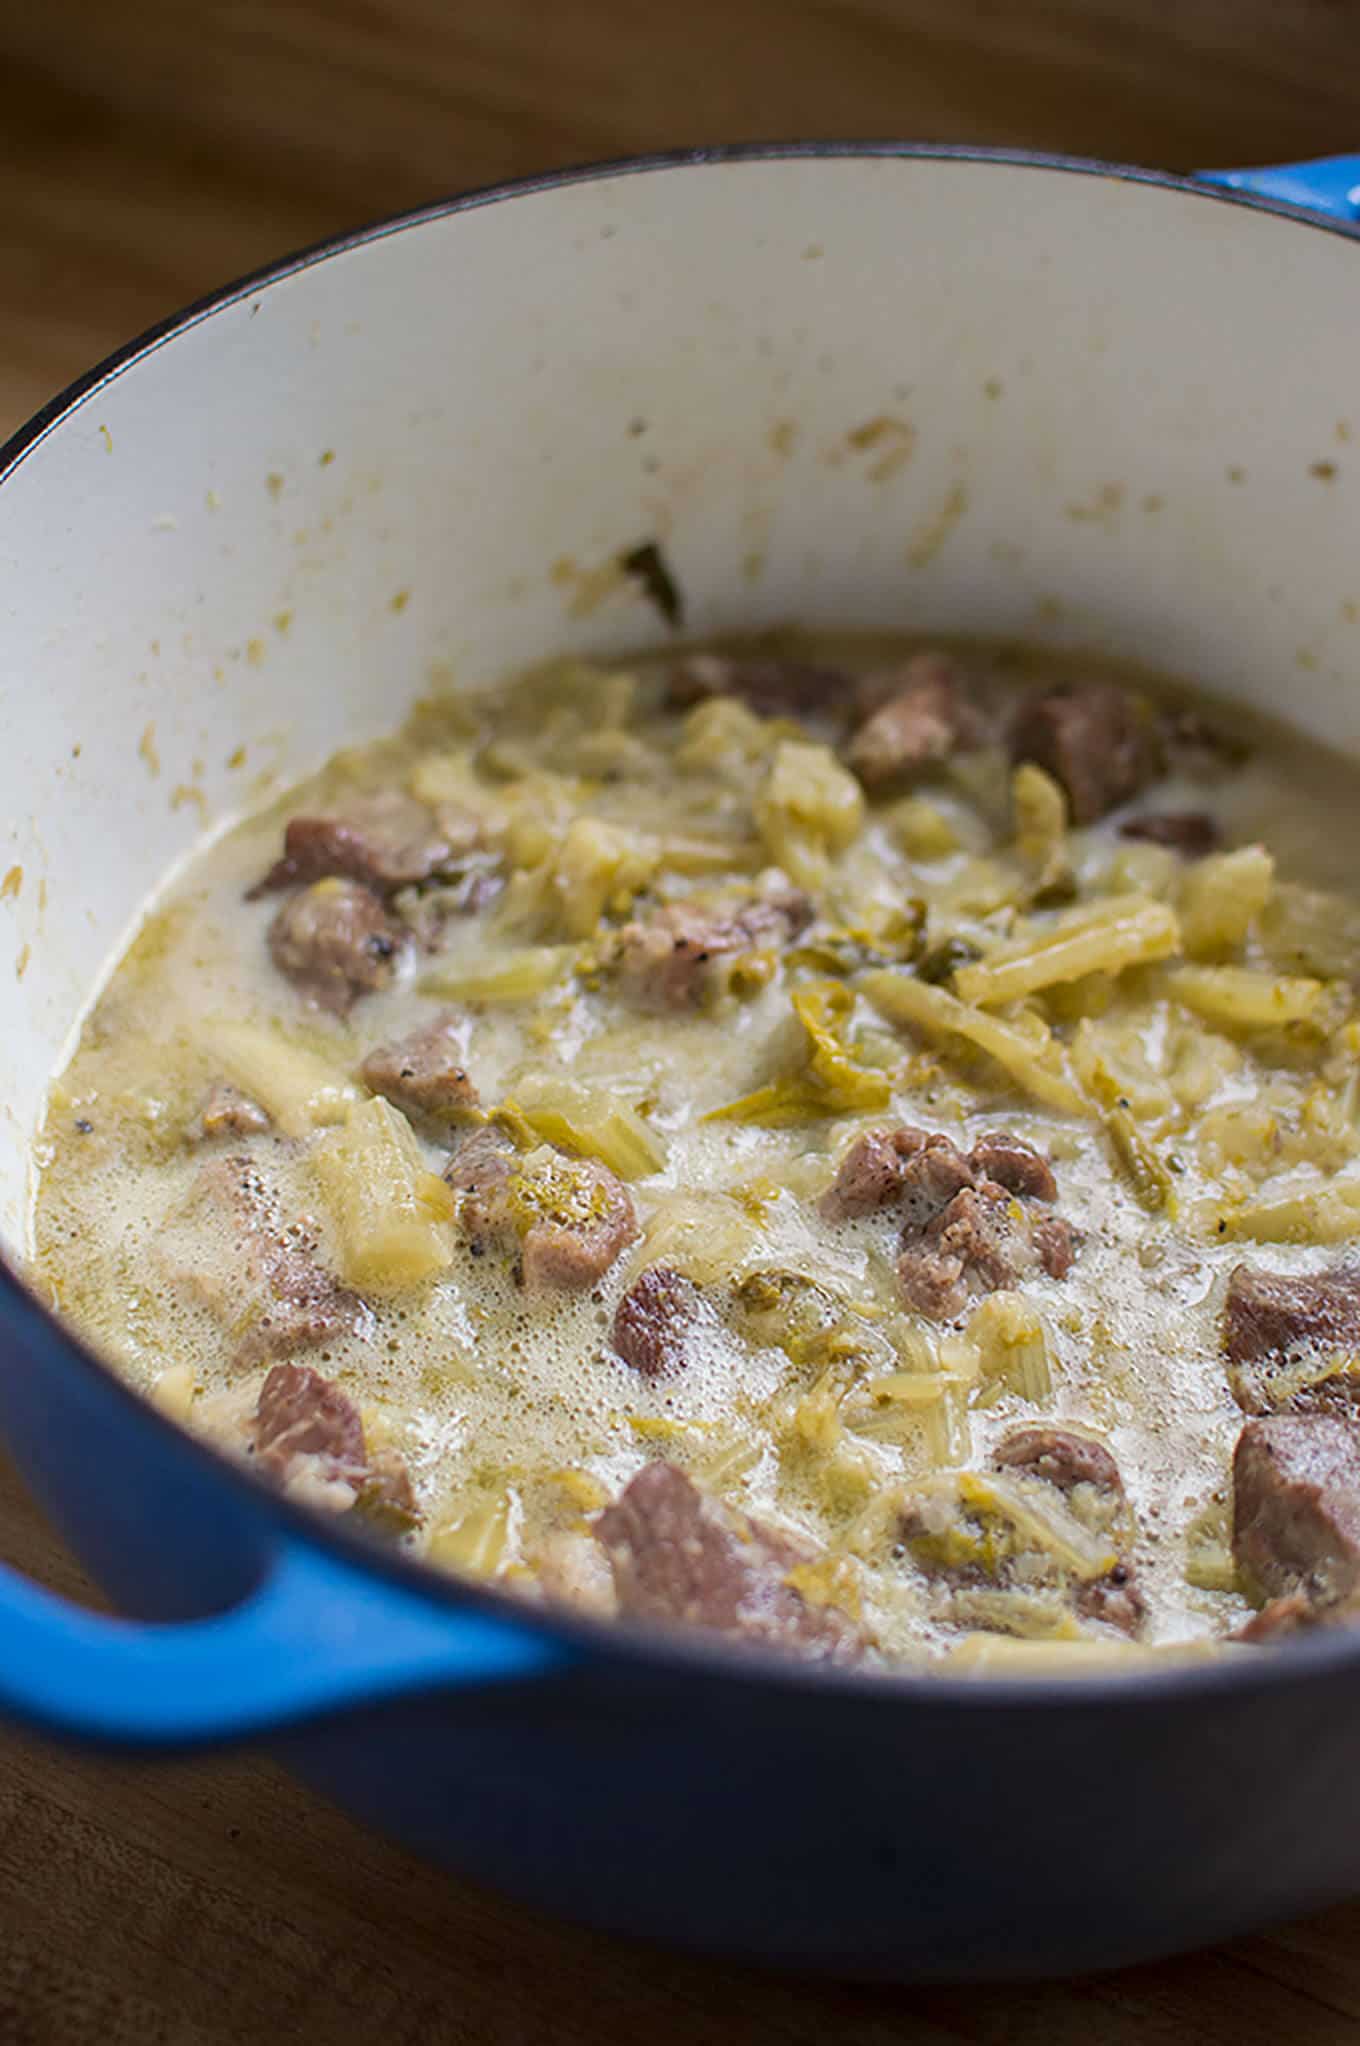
2;153;1358;1248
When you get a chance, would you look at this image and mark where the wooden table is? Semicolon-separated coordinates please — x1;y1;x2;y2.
5;3;1360;2035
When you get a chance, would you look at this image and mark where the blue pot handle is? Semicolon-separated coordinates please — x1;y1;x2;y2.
0;1534;569;1748
1197;155;1360;222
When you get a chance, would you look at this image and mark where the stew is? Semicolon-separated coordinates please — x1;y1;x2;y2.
32;634;1360;1673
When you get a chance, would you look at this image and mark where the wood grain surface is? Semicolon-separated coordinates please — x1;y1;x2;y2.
5;3;1360;2037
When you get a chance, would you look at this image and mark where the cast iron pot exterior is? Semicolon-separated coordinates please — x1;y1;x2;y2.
2;148;1359;1979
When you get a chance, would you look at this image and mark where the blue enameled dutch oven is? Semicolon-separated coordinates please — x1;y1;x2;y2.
1;148;1359;1980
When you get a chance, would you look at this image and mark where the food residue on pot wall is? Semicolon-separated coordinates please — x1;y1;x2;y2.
171;785;210;824
904;482;968;568
844;416;917;484
550;554;629;620
1065;482;1125;530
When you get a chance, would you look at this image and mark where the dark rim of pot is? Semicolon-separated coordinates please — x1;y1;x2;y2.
3;142;1358;1719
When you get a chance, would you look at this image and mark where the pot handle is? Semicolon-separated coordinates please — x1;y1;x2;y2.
0;1534;570;1748
1197;155;1360;222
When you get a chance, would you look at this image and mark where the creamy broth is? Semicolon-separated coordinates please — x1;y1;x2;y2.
31;634;1360;1672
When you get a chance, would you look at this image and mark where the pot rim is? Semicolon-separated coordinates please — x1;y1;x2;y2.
5;139;1358;1715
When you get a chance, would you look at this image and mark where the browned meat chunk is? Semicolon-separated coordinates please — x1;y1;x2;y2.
1119;811;1220;858
1031;1214;1079;1280
612;1265;702;1377
1233;1593;1319;1643
1223;1264;1360;1414
359;1012;478;1118
894;1240;971;1321
225;1172;369;1365
1011;681;1160;825
520;1158;637;1292
845;656;982;792
817;1125;979;1230
968;1132;1057;1204
248;788;469;897
898;1184;1018;1319
667;652;850;721
161;1155;370;1367
449;1138;636;1292
847;683;955;791
444;1125;516;1197
267;878;405;1013
253;1361;365;1487
728;887;814;949
1232;1416;1360;1613
901;1428;1143;1638
821;1126;1058;1224
994;1431;1141;1625
609;914;707;1012
252;1363;417;1524
1074;1564;1146;1636
818;1125;932;1221
896;1140;980;1234
611;886;812;1011
993;1424;1123;1496
898;1185;1077;1321
444;1127;518;1255
196;1082;270;1140
821;1123;1073;1320
595;1461;870;1664
852;648;946;716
